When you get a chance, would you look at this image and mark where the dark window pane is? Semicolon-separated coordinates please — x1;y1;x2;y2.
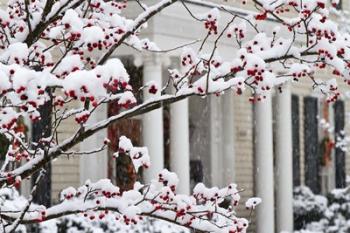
32;101;52;207
190;160;203;183
304;97;321;194
334;100;345;188
337;0;342;10
292;95;301;187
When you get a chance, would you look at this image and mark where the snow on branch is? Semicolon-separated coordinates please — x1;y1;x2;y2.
1;165;256;233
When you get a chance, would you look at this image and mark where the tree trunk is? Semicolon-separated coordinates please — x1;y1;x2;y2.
115;152;137;193
32;99;52;207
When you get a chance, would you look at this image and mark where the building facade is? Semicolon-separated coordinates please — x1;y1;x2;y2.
7;0;350;233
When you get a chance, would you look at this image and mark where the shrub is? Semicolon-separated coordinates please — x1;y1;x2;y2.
294;186;350;233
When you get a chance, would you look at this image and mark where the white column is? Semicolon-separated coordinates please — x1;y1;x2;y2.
142;55;164;183
210;93;235;187
170;98;190;194
22;117;33;198
254;93;275;233
80;104;108;183
210;97;224;187
222;92;235;184
275;86;294;232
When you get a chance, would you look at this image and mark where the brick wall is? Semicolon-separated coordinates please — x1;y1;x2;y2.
233;92;255;231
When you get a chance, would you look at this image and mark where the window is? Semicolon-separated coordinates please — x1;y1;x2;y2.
303;97;346;193
334;100;346;188
319;101;336;193
0;134;9;163
336;0;342;10
304;97;321;194
292;95;301;187
107;58;143;189
32;101;52;206
190;160;204;187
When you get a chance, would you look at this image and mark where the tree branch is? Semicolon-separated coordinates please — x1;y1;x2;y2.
97;0;178;65
6;170;45;233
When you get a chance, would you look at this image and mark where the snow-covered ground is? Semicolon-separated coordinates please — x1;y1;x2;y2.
294;186;350;233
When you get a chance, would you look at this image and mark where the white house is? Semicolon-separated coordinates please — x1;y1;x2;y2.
12;1;350;232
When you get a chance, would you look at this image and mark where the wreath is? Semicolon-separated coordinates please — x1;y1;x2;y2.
320;137;334;167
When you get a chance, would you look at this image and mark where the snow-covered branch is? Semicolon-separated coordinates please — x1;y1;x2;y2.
1;154;257;233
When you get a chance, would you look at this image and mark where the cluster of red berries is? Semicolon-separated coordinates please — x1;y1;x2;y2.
0;17;9;30
148;84;158;94
142;41;150;50
119;99;134;109
248;95;267;103
331;0;338;8
87;41;104;52
75;111;90;124
63;192;75;200
175;207;190;218
8;150;30;162
101;190;119;198
209;59;221;68
337;48;345;56
314;62;326;69
204;14;218;34
196;86;204;94
123;215;138;225
332;69;341;76
287;0;298;7
317;1;326;8
12;56;26;65
301;8;312;18
318;49;336;61
291;69;308;81
2;174;22;190
1;117;17;130
255;11;267;20
29;112;40;122
158;173;176;192
274;6;290;14
111;0;128;10
311;28;336;41
227;27;245;40
247;66;264;80
54;96;65;107
68;32;82;41
37;210;47;222
14;176;21;189
181;54;194;66
228;222;248;233
90;0;127;11
326;92;340;103
103;79;128;93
